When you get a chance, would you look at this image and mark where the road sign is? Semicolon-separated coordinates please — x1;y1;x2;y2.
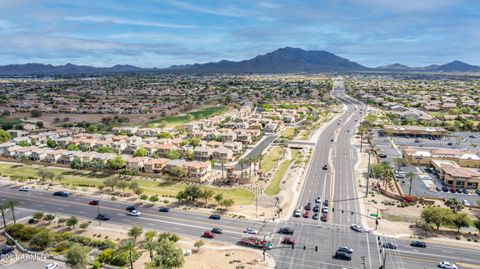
370;214;378;217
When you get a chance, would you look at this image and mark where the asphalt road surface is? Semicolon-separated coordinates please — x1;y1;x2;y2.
1;78;480;269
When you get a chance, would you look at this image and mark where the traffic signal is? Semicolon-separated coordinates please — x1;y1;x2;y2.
332;207;335;212
342;210;344;213
292;244;294;250
315;246;318;252
351;212;354;215
303;246;306;250
376;219;379;226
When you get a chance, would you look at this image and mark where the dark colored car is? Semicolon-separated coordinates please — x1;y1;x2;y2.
383;242;397;249
462;189;469;194
476;189;480;195
447;142;453;146
278;227;294;235
313;213;320;220
96;213;110;221
410;241;427;248
378;154;387;158
435;186;442;192
53;191;69;197
330;139;334;142
338;246;353;254
323;200;329;207
442;186;449;192
313;205;320;212
209;214;221;220
334;250;352;261
322;165;328;170
159;207;170;212
126;205;138;212
203;231;215;239
211;228;223;234
282;237;296;245
305;202;312;210
0;244;14;254
89;200;99;205
456;188;463;193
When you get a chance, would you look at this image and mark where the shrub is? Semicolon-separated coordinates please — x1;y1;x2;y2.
79;222;90;229
29;230;56;251
149;194;159;202
54;240;74;253
140;194;148;200
6;224;41;241
97;248;115;264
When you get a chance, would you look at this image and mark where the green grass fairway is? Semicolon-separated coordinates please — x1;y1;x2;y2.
0;163;253;205
147;106;229;127
0;118;22;129
260;147;284;172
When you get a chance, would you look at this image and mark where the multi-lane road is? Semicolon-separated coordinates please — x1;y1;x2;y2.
1;78;480;269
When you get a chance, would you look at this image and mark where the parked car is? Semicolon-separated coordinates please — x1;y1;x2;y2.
321;213;328;222
462;200;471;206
89;200;99;205
442;186;449;192
209;214;221;220
0;244;14;254
211;228;223;234
456;188;463;193
476;189;480;195
278;227;294;235
462;189;469;194
127;210;141;216
334;250;352;261
202;231;215;239
159;207;170;212
450;188;457;193
438;261;457;269
19;186;30;192
447;142;453;146
96;213;110;221
338;246;353;254
282;237;296;245
44;263;58;269
383;242;397;249
293;208;301;217
435;186;442;192
410;241;427;248
350;224;362;232
53;191;69;197
469;135;477;138
378;154;387;158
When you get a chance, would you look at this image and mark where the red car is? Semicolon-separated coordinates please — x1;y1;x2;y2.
202;231;215;239
321;213;328;222
450;188;456;193
89;200;99;205
282;237;296;245
303;210;311;218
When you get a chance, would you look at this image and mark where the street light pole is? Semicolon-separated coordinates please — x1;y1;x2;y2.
365;151;371;197
97;205;101;226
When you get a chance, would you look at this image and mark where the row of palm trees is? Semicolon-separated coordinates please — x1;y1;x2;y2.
237;153;264;179
0;200;19;230
370;161;417;196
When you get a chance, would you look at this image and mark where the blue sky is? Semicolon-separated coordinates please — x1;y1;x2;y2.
1;0;480;67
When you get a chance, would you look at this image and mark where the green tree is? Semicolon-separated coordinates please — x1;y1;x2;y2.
120;239;136;269
32;211;45;221
0;129;11;143
117;180;129;193
166;150;181;160
445;198;464;213
407;172;416;196
66;216;79;229
194;240;204;252
66;244;89;269
158;232;180;243
144;230;157;241
474;217;480;235
134;147;148;157
150;238;184;269
97;146;114;153
70;157;83;169
46;138;57;148
29;230;55;251
214;193;224;205
67;144;80;151
453;213;472;233
421;207;454;230
128;225;143;243
43;214;55;224
108;155;125;170
200;188;214;204
0;204;8;230
103;177;119;191
221;198;234;210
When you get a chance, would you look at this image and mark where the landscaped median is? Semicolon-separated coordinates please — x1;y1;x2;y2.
264;149;299;196
260;146;285;173
0;163;254;205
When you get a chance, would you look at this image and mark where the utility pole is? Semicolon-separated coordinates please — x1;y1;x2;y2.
365;151;371;197
255;184;259;218
97;204;101;226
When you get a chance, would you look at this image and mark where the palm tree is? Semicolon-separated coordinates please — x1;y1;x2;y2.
258;153;264;170
128;225;143;243
6;200;19;224
120;239;136;269
0;203;8;230
220;158;226;179
55;174;64;184
143;240;157;263
239;159;246;179
407;172;416;196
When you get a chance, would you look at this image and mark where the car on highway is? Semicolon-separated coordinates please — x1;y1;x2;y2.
282;237;296;245
243;228;259;235
410;241;427;248
447;142;453;146
211;228;223;234
438;261;457;269
462;200;471;206
378;154;387;158
333;250;352;261
96;213;110;221
330;138;334;142
338;246;353;254
303;210;311;218
350;224;362;232
442;186;449;192
127;210;141;216
202;231;215;239
470;135;477;138
278;227;294;235
304;201;312;210
53;191;69;197
323;199;329;207
313;205;320;212
321;207;329;214
126;205;138;212
293;208;301;217
383;242;397;249
315;196;322;203
89;200;99;205
476;189;480;195
44;263;58;269
209;214;221;220
159;207;170;212
322;164;328;170
312;212;320;220
19;186;30;192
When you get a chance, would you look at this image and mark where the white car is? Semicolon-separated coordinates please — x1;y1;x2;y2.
462;200;471;206
293;208;301;217
350;224;362;232
127;210;141;216
438;261;457;269
243;228;258;235
44;263;58;269
19;186;30;192
315;196;322;203
321;207;329;214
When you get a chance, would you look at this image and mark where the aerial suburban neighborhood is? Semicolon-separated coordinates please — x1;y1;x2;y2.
1;1;480;269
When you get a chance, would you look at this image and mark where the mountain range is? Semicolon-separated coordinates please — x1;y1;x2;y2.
1;47;479;76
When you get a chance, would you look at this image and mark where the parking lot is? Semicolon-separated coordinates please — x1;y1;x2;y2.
391;131;480;151
370;129;480;205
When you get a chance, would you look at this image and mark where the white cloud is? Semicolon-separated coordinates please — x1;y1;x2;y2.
65;16;195;29
162;0;249;17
